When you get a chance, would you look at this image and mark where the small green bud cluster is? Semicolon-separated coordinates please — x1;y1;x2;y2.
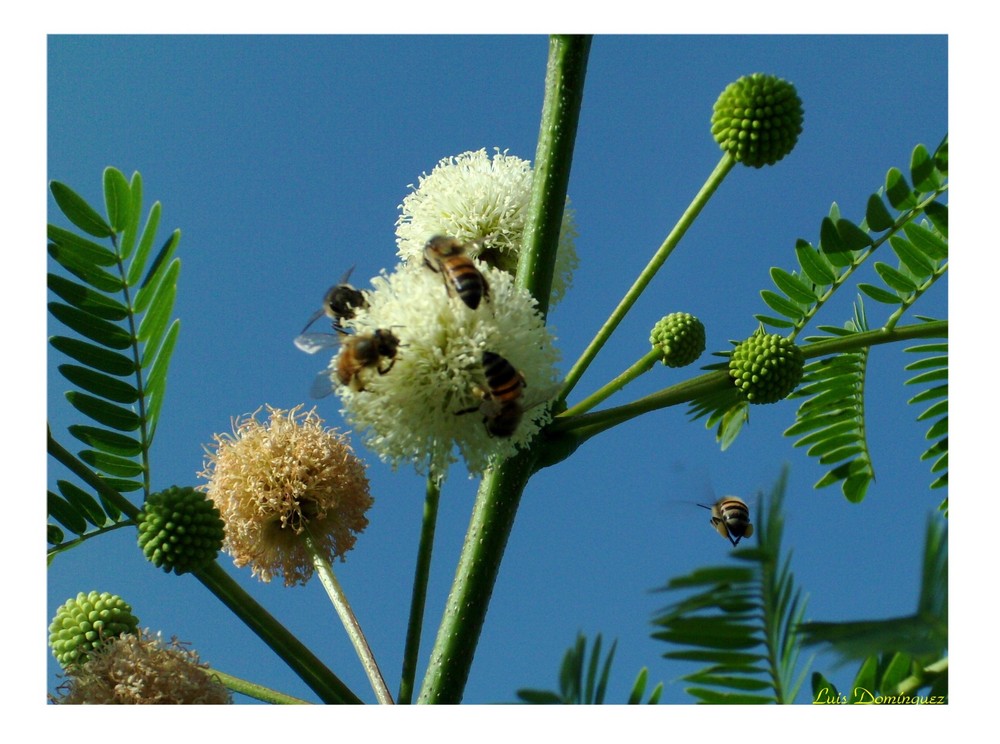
729;330;804;404
49;591;139;668
137;486;225;575
650;312;706;368
711;73;804;168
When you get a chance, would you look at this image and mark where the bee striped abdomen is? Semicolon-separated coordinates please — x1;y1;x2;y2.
423;235;490;310
702;496;754;547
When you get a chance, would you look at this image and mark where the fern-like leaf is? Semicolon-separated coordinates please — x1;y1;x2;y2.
515;634;661;704
47;168;182;557
905;339;948;507
799;518;947;665
757;139;948;339
651;470;809;703
785;305;874;502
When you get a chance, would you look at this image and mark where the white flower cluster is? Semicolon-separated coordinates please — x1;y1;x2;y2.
322;261;559;478
395;148;578;305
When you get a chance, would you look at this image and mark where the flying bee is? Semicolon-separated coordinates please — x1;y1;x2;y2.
423;235;490;310
456;350;526;438
298;266;369;338
699;496;754;547
336;328;401;392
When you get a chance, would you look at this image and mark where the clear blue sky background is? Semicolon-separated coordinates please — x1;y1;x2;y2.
46;35;947;705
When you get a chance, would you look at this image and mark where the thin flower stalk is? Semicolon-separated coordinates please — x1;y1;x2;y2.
560;348;661;418
558;153;736;404
306;533;394;704
398;468;443;704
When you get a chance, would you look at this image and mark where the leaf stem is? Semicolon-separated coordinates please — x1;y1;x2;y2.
558;153;736;403
397;469;443;704
306;534;394;704
551;319;948;443
561;349;660;418
207;669;313;704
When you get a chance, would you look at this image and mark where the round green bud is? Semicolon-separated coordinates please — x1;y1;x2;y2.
49;591;139;668
650;312;706;368
711;73;804;168
137;486;225;575
728;330;804;404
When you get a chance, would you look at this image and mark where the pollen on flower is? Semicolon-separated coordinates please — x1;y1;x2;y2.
199;405;373;586
51;629;231;704
328;261;559;479
395;148;578;305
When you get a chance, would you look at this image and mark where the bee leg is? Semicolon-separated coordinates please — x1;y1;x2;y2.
377;358;397;375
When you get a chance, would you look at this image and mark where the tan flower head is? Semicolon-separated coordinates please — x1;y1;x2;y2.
51;630;231;704
200;405;373;586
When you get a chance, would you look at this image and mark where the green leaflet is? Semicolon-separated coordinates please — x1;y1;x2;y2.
50;180;114;238
58;365;140;404
49;336;136;376
48;273;129;321
56;479;108;529
48;302;133;349
103;166;133;234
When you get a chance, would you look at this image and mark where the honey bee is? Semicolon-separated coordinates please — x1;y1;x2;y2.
336;329;401;392
699;496;754;547
423;235;490;310
457;351;526;438
298;266;369;338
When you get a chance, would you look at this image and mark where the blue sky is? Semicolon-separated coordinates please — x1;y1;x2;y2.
43;33;950;710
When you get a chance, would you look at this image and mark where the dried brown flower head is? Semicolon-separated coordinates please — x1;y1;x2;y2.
200;405;373;586
51;630;231;704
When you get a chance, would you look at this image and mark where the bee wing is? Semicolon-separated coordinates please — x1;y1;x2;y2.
338;265;357;285
294;332;341;354
309;369;336;399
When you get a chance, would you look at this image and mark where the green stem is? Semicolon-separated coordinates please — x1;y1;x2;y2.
398;470;443;704
417;451;536;703
562;349;660;418
207;669;312;704
516;34;591;316
195;562;362;704
551;319;948;443
417;35;591;704
558;153;736;403
307;535;394;704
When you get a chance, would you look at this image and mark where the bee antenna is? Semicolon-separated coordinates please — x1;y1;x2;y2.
696;503;713;511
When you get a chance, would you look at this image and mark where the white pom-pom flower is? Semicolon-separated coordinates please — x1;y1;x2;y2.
395;148;578;305
307;260;559;478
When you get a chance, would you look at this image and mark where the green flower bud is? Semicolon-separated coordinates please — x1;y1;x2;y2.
49;591;139;668
137;486;225;575
711;73;804;168
650;312;706;368
728;329;804;404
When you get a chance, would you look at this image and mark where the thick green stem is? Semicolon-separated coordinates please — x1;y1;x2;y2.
307;535;394;704
417;452;536;703
195;562;362;704
397;470;443;704
417;34;591;704
559;153;736;403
